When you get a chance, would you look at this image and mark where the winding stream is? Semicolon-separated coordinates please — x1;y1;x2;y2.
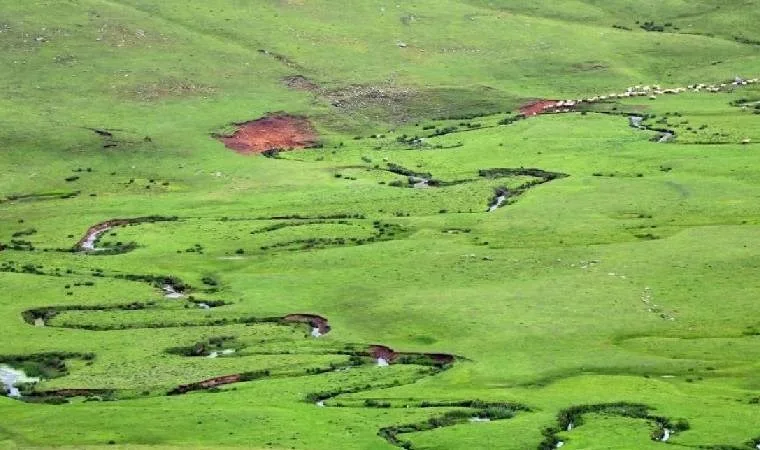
0;365;39;398
488;195;506;212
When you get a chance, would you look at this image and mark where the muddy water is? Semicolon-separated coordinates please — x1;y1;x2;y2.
0;365;39;398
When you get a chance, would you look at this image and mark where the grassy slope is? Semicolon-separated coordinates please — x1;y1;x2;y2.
1;1;760;449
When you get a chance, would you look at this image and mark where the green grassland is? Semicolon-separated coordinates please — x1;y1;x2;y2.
2;1;760;449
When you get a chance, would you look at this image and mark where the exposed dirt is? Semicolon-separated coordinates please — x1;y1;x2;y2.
129;78;215;102
282;314;331;334
30;388;113;398
168;374;244;395
519;100;563;116
216;114;318;154
282;75;320;92
367;345;455;366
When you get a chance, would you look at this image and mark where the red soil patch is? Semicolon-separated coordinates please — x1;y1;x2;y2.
519;100;562;116
282;313;331;334
217;114;318;154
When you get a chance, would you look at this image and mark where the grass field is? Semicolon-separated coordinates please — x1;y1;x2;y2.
2;1;760;449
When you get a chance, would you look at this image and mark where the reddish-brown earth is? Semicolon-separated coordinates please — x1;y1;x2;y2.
368;345;455;365
519;100;563;116
282;313;331;334
216;114;318;154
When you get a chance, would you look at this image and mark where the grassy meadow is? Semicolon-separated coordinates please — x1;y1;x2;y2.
1;1;760;449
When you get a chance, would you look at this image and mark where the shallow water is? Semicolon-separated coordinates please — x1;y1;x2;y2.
488;195;506;212
81;227;111;251
468;417;490;423
0;365;39;398
207;349;236;359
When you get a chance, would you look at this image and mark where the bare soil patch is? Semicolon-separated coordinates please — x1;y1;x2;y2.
519;100;562;116
216;114;318;154
282;314;331;334
282;75;320;92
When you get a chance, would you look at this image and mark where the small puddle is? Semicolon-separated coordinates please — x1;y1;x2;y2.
0;365;39;398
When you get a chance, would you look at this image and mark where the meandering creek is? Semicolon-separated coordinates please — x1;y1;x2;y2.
0;365;39;398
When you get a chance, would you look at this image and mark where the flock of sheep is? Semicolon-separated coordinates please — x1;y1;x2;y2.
539;77;759;113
